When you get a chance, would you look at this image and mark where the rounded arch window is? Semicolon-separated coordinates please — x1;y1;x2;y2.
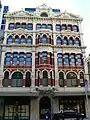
25;72;31;87
56;37;62;45
11;72;23;87
63;37;68;45
59;72;64;87
15;35;19;44
40;12;48;17
75;38;80;46
66;72;77;87
21;35;25;44
7;36;13;44
43;71;48;86
69;37;74;45
42;35;47;44
3;71;9;87
27;36;32;44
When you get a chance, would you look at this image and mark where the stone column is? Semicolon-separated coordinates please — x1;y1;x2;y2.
54;52;59;87
31;49;35;86
30;98;39;120
52;98;59;113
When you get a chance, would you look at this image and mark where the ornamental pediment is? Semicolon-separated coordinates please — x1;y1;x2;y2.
5;10;34;18
55;11;82;20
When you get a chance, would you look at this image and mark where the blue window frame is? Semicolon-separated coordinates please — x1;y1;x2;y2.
26;53;32;65
21;36;25;44
7;36;12;44
42;35;47;44
42;52;47;64
27;36;32;44
58;54;63;65
27;23;33;30
5;53;11;65
36;24;41;30
9;23;14;30
56;24;61;31
64;54;69;65
16;23;20;29
21;23;26;29
71;54;75;65
19;53;24;65
15;36;19;44
56;37;62;45
13;53;18;65
47;24;52;30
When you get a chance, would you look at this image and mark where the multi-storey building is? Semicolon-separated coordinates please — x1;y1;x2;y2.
0;3;89;120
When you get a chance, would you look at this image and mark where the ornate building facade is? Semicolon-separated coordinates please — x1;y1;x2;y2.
0;3;88;120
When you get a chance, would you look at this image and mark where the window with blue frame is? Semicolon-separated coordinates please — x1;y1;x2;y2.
64;54;69;65
47;24;52;30
70;54;76;65
26;53;32;65
5;53;11;65
56;24;61;31
3;6;9;13
42;52;47;64
21;23;26;29
75;38;80;46
27;23;33;30
63;37;68;45
56;37;62;45
42;35;47;44
7;36;13;44
27;36;32;44
69;37;74;45
67;25;72;31
36;24;41;30
42;24;47;29
13;53;18;65
21;36;25;44
73;25;79;32
16;23;20;29
62;24;66;31
19;53;24;65
9;23;14;30
15;36;19;44
58;54;63;65
77;54;82;65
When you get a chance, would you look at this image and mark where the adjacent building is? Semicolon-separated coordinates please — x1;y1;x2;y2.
0;3;89;120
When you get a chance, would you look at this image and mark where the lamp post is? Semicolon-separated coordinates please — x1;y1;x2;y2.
84;74;89;119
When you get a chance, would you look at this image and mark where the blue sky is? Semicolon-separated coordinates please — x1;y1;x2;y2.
2;0;90;56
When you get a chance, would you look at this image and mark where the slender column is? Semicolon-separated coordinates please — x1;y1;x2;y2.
31;50;35;86
22;75;25;87
54;52;59;87
48;52;50;64
64;75;67;87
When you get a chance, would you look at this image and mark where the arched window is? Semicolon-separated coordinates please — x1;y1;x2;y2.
42;24;47;29
59;72;64;87
21;35;25;44
56;24;61;31
58;53;63;65
11;72;23;87
70;54;76;65
66;72;77;87
3;71;9;87
42;35;47;44
16;23;20;29
21;23;26;29
77;54;82;65
40;12;48;17
25;72;31;87
80;72;84;85
67;25;72;31
26;53;32;65
64;54;69;65
43;71;48;86
62;24;66;31
75;38;80;46
69;37;74;45
9;23;14;30
27;23;33;30
47;24;52;30
5;53;11;65
42;52;47;64
7;36;13;44
27;36;32;44
19;53;24;65
15;35;19;44
56;37;62;45
63;37;68;45
73;25;79;32
13;53;18;65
